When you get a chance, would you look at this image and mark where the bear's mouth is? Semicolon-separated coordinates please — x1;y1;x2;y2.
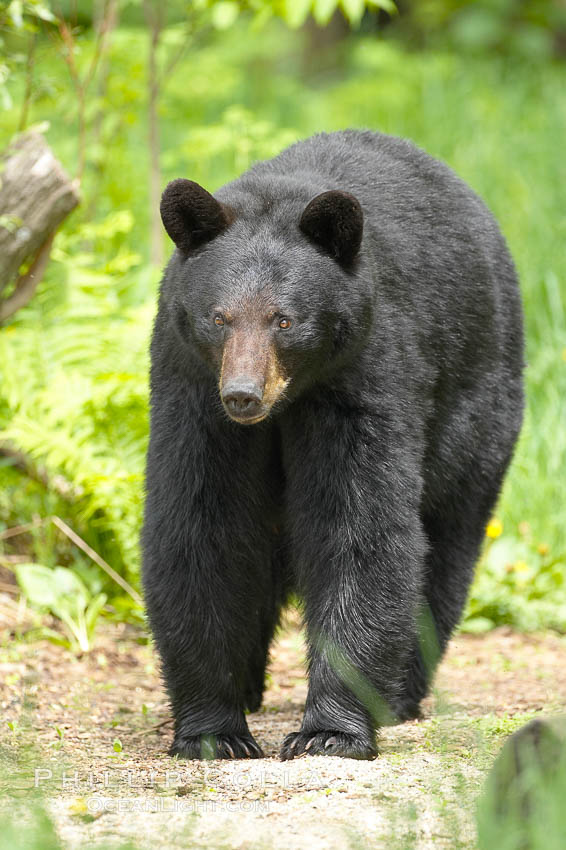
223;406;270;426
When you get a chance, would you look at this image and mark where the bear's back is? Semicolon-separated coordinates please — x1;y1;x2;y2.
248;130;474;217
256;131;521;368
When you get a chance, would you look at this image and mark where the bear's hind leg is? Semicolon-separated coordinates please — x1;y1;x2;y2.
244;603;278;713
244;541;290;713
394;481;507;722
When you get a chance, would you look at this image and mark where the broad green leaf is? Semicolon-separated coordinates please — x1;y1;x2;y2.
15;564;102;652
51;566;89;606
312;0;339;26
460;616;495;634
283;0;311;29
340;0;365;27
366;0;397;14
15;563;61;609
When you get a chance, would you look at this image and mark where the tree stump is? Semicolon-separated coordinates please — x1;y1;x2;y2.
0;132;80;321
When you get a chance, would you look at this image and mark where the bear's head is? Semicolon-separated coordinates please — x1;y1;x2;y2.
160;178;373;424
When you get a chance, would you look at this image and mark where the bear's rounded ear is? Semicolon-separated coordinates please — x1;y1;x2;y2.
160;179;234;255
299;190;363;266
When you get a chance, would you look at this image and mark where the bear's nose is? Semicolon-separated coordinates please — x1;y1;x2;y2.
222;380;263;420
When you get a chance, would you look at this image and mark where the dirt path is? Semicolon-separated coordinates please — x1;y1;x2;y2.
1;601;565;850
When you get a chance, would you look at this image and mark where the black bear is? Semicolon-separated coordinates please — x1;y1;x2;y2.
142;130;524;760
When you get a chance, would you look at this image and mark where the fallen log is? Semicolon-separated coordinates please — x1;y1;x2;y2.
0;131;80;321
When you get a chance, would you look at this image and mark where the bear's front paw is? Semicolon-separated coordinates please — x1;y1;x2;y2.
171;732;263;760
280;731;377;761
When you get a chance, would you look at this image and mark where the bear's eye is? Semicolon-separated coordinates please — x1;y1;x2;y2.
213;313;225;327
278;317;292;330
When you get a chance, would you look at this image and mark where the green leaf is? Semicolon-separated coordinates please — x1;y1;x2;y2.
211;1;240;31
51;606;88;652
15;563;62;609
35;626;72;649
15;564;102;652
27;1;56;22
85;593;107;634
312;0;339;26
52;566;89;603
460;616;495;634
366;0;397;15
340;0;365;27
8;1;24;29
283;0;311;29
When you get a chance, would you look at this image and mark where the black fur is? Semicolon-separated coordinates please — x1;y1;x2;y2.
160;178;233;254
142;130;524;760
299;189;363;265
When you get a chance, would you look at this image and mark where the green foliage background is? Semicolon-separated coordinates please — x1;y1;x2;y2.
0;7;565;633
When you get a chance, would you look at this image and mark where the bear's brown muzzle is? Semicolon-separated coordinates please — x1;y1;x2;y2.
219;330;289;424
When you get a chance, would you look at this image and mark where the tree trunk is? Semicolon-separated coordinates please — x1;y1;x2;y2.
0;132;80;320
144;0;165;269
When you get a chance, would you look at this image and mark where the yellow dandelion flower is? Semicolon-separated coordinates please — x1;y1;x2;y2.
486;518;503;539
514;560;529;573
69;798;88;816
537;542;549;556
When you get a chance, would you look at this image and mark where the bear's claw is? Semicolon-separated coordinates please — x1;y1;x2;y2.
170;732;263;760
280;731;377;760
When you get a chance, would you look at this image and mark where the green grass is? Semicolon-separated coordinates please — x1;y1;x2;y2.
0;805;139;850
0;21;564;628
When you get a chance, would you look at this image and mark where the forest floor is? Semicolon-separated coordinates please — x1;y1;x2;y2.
1;596;565;850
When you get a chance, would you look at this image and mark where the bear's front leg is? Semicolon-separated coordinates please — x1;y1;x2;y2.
281;402;427;760
142;383;276;759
